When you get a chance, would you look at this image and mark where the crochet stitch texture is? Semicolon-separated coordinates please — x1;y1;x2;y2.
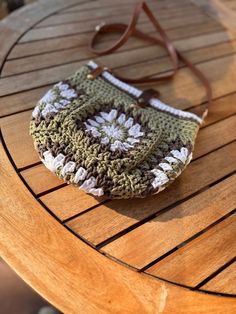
30;62;200;199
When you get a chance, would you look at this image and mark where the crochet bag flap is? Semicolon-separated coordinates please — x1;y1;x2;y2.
30;2;212;199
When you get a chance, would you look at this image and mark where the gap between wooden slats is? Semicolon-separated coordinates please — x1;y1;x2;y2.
0;0;234;300
144;213;236;290
200;261;236;295
1;131;235;296
1;98;235;221
1;91;231;211
1;64;235;119
100;176;236;269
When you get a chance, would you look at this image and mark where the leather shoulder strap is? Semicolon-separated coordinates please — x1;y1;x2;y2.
89;1;212;121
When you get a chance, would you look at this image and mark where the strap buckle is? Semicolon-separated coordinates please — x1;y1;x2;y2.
136;89;160;108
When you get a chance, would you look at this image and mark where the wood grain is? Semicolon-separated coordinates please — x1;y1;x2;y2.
153;54;236;109
0;0;80;72
1;68;234;171
0;72;235;120
0;41;234;102
40;185;105;221
193;115;236;159
116;40;236;82
8;34;91;59
145;214;236;288
29;112;235;198
201;262;236;295
193;0;236;35
0;111;39;169
200;92;236;127
0;86;51;118
19;12;211;43
21;164;63;196
101;174;236;269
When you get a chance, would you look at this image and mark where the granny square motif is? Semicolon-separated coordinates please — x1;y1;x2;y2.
30;61;201;199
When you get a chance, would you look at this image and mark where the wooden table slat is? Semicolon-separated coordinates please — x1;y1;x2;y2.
21;164;64;196
117;40;236;81
101;174;236;269
0;0;81;70
41;185;105;221
0;86;50;118
201;262;236;295
145;213;236;288
0;111;39;169
0;91;233;195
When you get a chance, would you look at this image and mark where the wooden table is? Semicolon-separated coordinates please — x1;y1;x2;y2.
0;0;236;312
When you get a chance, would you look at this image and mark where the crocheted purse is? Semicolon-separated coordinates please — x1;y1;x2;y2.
30;2;212;199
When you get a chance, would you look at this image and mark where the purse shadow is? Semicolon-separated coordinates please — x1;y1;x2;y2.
103;169;201;222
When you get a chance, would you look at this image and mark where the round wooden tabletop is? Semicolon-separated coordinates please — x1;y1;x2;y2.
0;0;236;312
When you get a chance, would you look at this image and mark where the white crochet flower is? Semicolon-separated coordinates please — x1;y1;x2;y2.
170;147;190;163
79;176;104;196
60;89;77;99
151;169;169;189
41;151;104;197
41;151;65;172
84;109;144;152
56;81;77;100
74;167;87;183
32;105;41;119
151;147;192;190
33;81;77;118
55;82;70;91
40;89;55;104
